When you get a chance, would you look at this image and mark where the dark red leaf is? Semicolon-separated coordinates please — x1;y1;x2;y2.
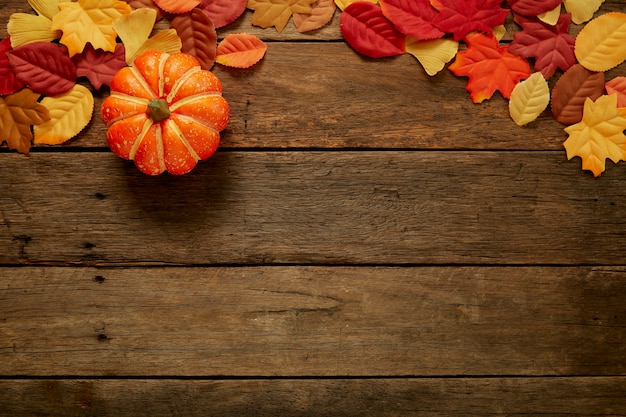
7;42;76;96
431;0;509;41
340;2;406;59
508;14;576;79
508;0;562;17
72;43;126;90
551;64;605;125
0;37;25;95
170;8;217;70
380;0;444;40
197;0;247;28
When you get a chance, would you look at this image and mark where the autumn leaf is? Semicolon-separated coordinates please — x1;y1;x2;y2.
247;0;317;32
507;0;562;17
0;88;50;153
537;3;561;26
606;77;626;108
379;0;444;40
34;84;94;145
563;0;605;25
215;33;267;68
575;12;626;72
508;14;576;79
153;0;200;14
448;33;531;103
170;9;217;70
51;0;132;56
551;64;605;125
430;0;509;42
405;36;458;76
340;1;406;59
508;72;550;126
72;43;126;90
198;0;248;28
564;94;626;177
7;41;76;96
293;0;336;33
0;37;25;95
334;0;377;10
125;0;168;20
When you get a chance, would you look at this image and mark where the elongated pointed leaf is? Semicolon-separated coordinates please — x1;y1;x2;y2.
215;33;267;68
171;9;217;70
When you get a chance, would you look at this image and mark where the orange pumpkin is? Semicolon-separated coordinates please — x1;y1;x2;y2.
101;50;230;175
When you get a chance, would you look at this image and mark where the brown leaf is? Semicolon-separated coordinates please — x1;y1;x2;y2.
170;9;217;70
293;0;336;33
551;63;605;125
0;88;50;153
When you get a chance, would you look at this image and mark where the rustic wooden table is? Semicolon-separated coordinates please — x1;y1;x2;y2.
2;1;626;415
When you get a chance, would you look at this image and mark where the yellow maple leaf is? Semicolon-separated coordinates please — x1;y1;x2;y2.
112;8;181;65
564;94;626;177
248;0;317;32
51;0;131;56
563;0;604;25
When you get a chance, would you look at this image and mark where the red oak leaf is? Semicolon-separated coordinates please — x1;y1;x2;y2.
7;41;76;96
508;0;562;17
380;0;444;40
198;0;247;28
430;0;509;41
449;33;531;103
72;43;126;90
340;1;406;59
0;37;25;95
508;14;576;79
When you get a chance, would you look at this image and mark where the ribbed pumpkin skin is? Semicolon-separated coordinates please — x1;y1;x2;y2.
101;50;230;175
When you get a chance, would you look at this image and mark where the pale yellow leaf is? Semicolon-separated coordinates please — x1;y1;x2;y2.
51;0;131;56
509;72;550;126
7;13;60;48
34;84;94;145
575;12;626;72
405;36;458;76
29;0;63;19
334;0;376;11
113;8;158;63
563;0;604;25
130;30;182;65
564;94;626;176
538;3;561;26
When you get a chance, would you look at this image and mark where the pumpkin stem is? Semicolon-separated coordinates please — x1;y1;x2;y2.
147;99;170;122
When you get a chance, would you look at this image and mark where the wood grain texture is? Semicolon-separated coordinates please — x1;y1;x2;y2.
1;266;625;376
2;152;626;266
1;377;625;416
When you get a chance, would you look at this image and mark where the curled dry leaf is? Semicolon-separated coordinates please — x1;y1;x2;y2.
405;36;458;76
551;63;605;125
575;12;626;72
216;33;267;68
563;0;605;25
293;0;336;33
0;88;50;154
34;84;94;145
0;37;25;95
198;0;247;28
340;1;406;59
509;72;550;126
170;8;217;70
605;77;626;108
7;41;76;96
564;94;626;177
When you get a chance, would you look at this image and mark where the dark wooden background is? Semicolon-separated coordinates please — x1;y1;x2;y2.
1;1;626;415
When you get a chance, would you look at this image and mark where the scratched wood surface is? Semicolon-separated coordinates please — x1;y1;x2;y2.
1;0;626;415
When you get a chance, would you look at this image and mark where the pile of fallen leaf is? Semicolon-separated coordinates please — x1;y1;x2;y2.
1;0;626;177
0;0;267;153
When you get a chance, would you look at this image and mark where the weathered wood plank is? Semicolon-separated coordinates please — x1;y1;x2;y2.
1;377;625;416
2;152;626;265
1;266;625;376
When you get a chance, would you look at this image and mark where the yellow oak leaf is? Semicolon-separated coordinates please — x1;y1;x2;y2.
509;72;550;126
113;8;181;64
538;3;561;26
248;0;318;32
34;84;94;145
575;12;626;72
405;36;458;76
564;94;626;177
0;88;50;154
334;0;377;11
563;0;604;25
51;0;132;56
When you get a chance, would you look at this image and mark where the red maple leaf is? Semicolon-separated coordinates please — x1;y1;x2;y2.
72;43;126;90
449;33;531;103
508;14;576;79
430;0;509;41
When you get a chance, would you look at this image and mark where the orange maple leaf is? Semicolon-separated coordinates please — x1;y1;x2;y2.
448;33;531;103
0;88;50;154
564;94;626;176
247;0;317;32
